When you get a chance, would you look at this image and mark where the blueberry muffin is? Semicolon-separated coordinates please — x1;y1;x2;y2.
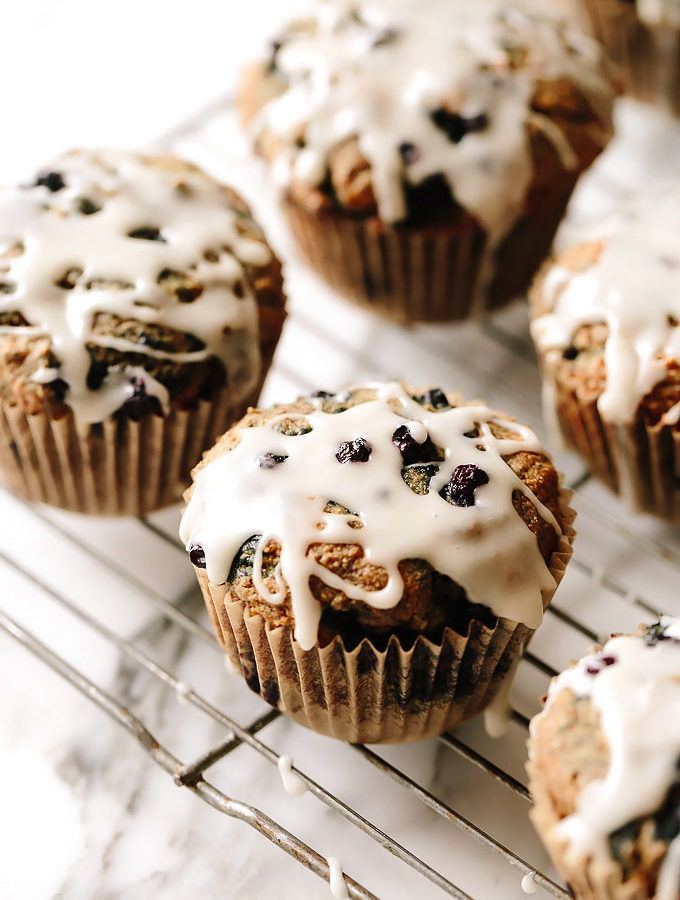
0;149;286;515
239;0;614;322
180;382;575;743
580;0;680;114
530;189;680;520
528;618;680;899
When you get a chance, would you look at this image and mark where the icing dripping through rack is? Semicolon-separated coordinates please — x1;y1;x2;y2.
1;92;680;899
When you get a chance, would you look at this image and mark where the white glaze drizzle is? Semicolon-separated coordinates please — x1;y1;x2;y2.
531;189;680;426
180;383;560;651
175;681;192;706
0;150;270;424
326;857;349;900
521;872;538;894
277;755;307;797
532;617;680;897
255;0;611;275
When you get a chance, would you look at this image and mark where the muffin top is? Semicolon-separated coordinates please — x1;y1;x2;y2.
180;382;568;650
529;618;680;897
0;149;281;424
530;190;680;426
242;0;613;238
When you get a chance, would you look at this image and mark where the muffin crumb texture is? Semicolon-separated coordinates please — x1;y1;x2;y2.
528;618;680;899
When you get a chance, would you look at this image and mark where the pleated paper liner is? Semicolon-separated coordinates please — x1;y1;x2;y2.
194;496;575;744
582;0;680;115
285;181;579;324
0;378;267;517
528;756;658;900
548;375;680;522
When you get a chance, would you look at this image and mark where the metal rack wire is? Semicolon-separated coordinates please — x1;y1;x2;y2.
0;482;569;900
2;94;680;900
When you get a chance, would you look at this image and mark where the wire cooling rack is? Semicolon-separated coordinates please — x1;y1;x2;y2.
2;95;680;900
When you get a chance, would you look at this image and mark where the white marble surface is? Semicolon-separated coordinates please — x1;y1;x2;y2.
2;3;680;899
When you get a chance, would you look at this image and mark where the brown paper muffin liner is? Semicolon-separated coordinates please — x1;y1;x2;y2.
582;0;680;114
285;183;578;324
547;374;680;521
528;756;653;900
193;495;575;744
0;375;268;517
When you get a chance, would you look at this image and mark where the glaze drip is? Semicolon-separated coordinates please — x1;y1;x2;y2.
533;617;680;899
180;383;560;650
0;150;270;423
531;190;680;425
255;0;612;244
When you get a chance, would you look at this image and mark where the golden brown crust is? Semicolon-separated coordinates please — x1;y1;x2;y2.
190;386;567;643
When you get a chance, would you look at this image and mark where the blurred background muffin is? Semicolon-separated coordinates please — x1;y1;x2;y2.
530;188;680;521
0;149;286;515
528;618;680;899
240;0;614;323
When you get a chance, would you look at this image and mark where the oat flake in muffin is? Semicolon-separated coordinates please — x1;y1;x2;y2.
0;149;270;424
529;618;680;899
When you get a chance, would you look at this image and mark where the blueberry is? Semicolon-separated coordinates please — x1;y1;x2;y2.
312;390;334;399
563;346;579;361
585;654;617;675
398;142;421;165
257;452;287;469
77;197;101;215
189;544;207;568
35;171;66;192
123;376;161;420
336;438;372;464
430;108;489;144
440;464;489;507
645;622;680;646
413;387;450;410
176;285;203;303
392;424;440;465
127;226;166;242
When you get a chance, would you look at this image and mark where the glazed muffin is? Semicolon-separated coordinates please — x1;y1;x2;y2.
239;0;614;323
530;189;680;520
580;0;680;114
528;618;680;899
180;382;575;743
0;149;286;516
